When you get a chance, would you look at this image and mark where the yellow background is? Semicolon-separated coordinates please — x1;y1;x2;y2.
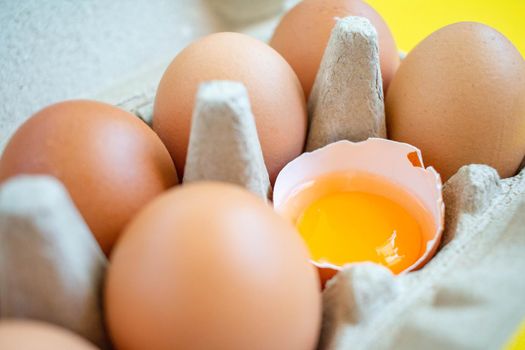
506;318;525;350
364;0;525;57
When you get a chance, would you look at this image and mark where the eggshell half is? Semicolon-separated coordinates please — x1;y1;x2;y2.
273;138;444;283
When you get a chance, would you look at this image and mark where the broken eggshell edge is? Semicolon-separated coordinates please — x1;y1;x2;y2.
273;138;444;283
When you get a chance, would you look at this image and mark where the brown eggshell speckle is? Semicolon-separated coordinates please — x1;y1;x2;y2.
106;182;321;350
386;22;525;181
0;320;98;349
270;0;400;97
0;100;178;255
153;32;308;184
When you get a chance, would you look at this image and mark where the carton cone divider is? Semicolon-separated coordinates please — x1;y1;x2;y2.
307;16;386;151
184;80;272;200
0;176;110;349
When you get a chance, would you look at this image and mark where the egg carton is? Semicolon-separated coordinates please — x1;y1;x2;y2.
1;13;525;350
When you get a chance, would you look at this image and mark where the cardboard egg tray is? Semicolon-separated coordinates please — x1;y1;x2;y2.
1;2;525;350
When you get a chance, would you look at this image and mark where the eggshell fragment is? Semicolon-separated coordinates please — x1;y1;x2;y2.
273;138;444;283
183;81;271;199
386;22;525;181
307;16;386;151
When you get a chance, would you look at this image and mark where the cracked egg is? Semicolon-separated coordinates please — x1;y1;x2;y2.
273;138;444;285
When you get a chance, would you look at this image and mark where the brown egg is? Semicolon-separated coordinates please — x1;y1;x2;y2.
106;182;321;350
386;22;525;181
0;320;97;349
153;32;307;183
270;0;400;97
0;100;178;255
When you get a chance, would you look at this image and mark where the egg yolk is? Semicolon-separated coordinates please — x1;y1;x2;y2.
296;191;423;274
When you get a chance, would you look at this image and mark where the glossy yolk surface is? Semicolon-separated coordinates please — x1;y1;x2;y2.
296;191;423;274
